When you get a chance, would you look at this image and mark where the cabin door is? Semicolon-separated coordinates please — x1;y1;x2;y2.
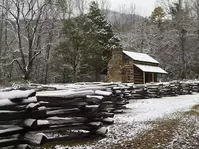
145;72;152;83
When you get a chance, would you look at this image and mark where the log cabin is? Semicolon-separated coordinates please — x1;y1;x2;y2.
107;49;167;84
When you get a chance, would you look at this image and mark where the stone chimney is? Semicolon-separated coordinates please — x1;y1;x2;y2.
107;48;123;82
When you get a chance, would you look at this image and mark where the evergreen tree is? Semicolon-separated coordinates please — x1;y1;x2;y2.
56;1;121;82
151;7;165;28
87;1;120;51
85;1;121;80
56;15;88;82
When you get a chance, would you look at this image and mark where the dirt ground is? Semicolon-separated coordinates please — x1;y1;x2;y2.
110;111;199;149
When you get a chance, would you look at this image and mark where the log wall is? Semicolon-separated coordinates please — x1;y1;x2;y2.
134;66;144;84
122;56;159;84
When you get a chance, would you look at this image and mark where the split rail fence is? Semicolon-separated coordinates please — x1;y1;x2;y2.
0;80;199;148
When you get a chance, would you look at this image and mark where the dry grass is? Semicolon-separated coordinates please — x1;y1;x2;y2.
184;104;199;117
109;105;199;149
110;117;181;149
170;110;199;149
184;110;199;117
42;136;101;149
192;104;199;110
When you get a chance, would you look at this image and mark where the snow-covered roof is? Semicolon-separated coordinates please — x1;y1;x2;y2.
134;64;167;74
123;50;159;64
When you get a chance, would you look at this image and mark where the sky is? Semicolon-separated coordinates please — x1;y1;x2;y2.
109;0;158;17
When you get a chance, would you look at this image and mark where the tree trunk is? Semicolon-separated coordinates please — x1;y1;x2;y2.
24;73;31;81
0;0;5;80
95;70;100;82
23;67;32;81
72;68;77;83
180;29;187;79
44;18;55;84
62;69;67;83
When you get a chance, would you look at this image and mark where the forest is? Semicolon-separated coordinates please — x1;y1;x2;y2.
0;0;199;84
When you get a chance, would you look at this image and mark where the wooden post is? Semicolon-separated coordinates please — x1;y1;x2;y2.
152;73;154;82
143;72;145;84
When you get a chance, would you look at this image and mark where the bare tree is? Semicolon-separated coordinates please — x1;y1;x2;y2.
55;0;75;19
42;1;59;84
0;0;51;80
0;0;11;83
111;3;137;34
75;0;87;15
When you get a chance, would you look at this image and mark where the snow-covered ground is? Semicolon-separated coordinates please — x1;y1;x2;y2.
55;94;199;149
120;94;199;122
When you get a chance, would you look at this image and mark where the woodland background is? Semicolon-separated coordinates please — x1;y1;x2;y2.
0;0;199;84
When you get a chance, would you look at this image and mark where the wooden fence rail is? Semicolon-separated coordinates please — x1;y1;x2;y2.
0;80;199;148
0;85;128;148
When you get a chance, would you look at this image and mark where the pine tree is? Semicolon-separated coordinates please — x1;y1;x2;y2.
56;15;88;82
56;1;121;82
87;1;120;52
151;7;165;28
85;1;121;81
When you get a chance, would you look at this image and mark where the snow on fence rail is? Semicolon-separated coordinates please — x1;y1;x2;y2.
0;80;199;148
0;84;128;148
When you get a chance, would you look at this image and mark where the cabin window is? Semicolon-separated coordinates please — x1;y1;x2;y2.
154;73;157;82
125;59;129;64
127;69;132;82
127;76;131;81
145;72;152;83
124;57;130;64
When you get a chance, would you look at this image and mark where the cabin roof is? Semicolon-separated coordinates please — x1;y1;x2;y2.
134;64;168;74
123;50;159;64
